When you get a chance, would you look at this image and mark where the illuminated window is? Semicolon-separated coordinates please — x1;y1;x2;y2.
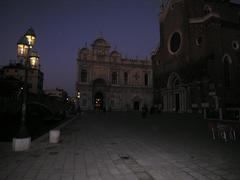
30;56;38;68
112;72;118;84
124;72;128;85
25;35;35;48
20;47;24;55
17;44;28;57
31;59;36;66
81;69;87;82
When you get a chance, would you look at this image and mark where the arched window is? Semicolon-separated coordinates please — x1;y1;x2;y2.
167;72;181;89
144;73;149;86
81;69;87;82
112;72;118;84
124;72;128;85
223;55;232;87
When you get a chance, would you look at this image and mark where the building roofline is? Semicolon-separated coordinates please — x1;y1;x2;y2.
189;12;220;24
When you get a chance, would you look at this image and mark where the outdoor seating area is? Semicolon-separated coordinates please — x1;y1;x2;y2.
208;120;240;142
207;108;240;142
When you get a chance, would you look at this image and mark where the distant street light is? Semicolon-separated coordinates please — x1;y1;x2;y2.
13;28;36;151
77;91;81;99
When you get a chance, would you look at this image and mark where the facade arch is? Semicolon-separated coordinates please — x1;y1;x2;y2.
92;78;107;110
162;72;187;112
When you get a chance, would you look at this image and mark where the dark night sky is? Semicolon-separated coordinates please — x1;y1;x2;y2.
0;0;239;96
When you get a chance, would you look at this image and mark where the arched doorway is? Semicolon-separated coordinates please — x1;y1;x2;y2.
162;72;187;112
94;92;103;109
132;96;141;111
133;101;140;111
92;78;107;110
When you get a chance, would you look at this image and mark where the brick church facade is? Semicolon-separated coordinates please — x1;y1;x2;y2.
152;0;240;113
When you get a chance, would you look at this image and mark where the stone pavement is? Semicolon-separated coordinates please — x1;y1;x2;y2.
0;112;240;180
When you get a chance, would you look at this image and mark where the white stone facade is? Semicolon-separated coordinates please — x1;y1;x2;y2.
76;38;153;111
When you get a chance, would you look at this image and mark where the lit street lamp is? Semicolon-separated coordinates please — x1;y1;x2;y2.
13;28;36;151
29;51;39;68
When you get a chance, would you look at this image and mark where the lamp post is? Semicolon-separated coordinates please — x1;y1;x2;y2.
13;28;36;151
29;51;39;69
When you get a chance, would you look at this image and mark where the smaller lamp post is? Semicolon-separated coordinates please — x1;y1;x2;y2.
13;28;36;151
29;51;39;69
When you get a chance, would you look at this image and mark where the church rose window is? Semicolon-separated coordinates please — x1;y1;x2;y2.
169;32;182;54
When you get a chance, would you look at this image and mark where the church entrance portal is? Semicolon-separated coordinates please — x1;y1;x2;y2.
92;79;107;110
133;101;140;111
162;72;187;112
94;92;103;109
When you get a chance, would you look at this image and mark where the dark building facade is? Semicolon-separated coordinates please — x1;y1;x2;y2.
2;60;43;94
152;0;240;113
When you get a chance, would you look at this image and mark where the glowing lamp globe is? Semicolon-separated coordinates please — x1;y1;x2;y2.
25;27;36;48
17;36;29;58
29;51;39;68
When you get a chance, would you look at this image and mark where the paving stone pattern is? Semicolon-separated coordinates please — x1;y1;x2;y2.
0;112;240;180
